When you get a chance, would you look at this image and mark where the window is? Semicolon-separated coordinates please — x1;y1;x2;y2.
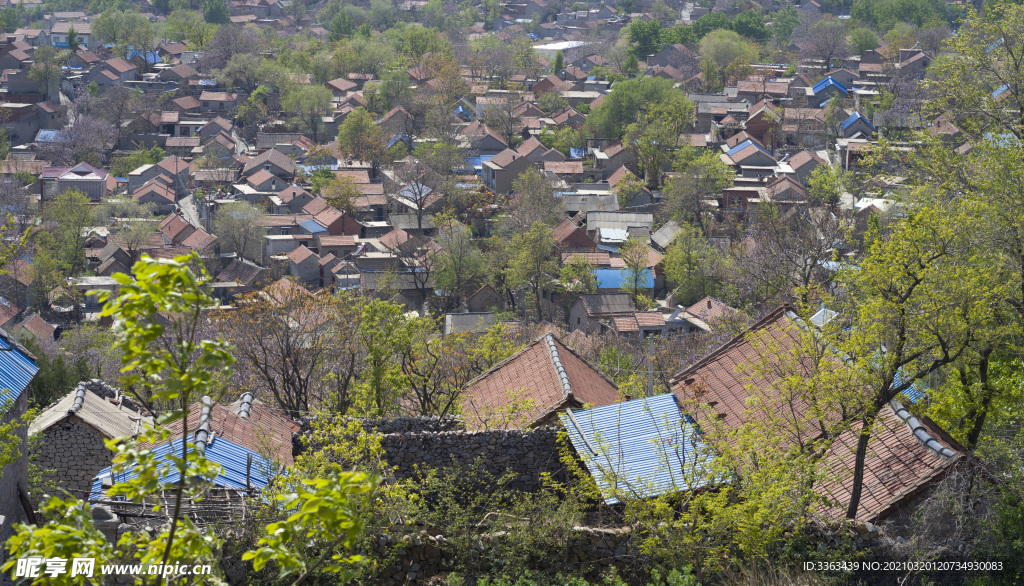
264;164;271;171
202;102;209;107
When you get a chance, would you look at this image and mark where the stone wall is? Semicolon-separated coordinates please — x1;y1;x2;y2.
371;525;635;585
359;416;464;435
380;427;564;492
33;416;113;496
0;390;28;549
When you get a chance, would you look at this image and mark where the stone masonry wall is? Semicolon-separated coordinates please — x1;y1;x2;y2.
360;416;464;435
379;427;565;491
33;417;113;496
0;390;28;554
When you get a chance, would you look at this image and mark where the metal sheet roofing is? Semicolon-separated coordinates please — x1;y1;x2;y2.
298;219;328;234
90;435;278;500
726;139;771;157
595;268;654;290
560;394;716;505
841;111;875;131
812;76;848;95
0;329;38;416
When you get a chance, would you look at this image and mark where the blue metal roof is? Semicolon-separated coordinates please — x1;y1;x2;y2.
0;331;38;416
812;76;848;96
298;219;327;234
569;147;587;159
841;112;875;131
992;84;1010;99
595;267;654;290
90;435;277;500
128;49;160;65
35;129;62;143
387;134;410;149
725;139;771;157
560;394;716;505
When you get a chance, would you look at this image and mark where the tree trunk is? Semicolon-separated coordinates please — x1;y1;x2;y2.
965;348;994;450
845;416;872;520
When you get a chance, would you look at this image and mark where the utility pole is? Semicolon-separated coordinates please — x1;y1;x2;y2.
646;334;654;397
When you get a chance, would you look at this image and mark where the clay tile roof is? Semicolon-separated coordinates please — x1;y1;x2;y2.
669;306;963;521
462;334;621;430
159;214;193;241
379;228;411;251
789;150;826;170
246;169;276;187
164;400;299;465
244;149;294;175
686;296;736;322
552;218;582;242
634;311;666;327
173;96;201;110
286;245;317;264
326;77;357;93
105;57;135;73
301;197;328;216
487;148;520;168
0;296;19;325
180;228;217;251
20;313;55;340
613;315;638;332
215;259;264;285
318;235;355;247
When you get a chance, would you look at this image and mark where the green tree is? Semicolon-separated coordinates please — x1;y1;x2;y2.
552;49;564;72
624;92;695;187
835;199;1006;519
28;45;65;102
664;222;725;305
502;167;563;232
733;10;769;43
692;11;732;39
66;26;80;53
849;27;880;54
329;11;353;41
620;237;652;306
586;77;683;140
337;107;390;178
203;0;230;24
662;147;735;229
283;84;333;143
93;9;152;58
923;1;1024;141
699;29;758;90
506;222;557;321
772;3;800;44
627;19;663;57
430;212;483;309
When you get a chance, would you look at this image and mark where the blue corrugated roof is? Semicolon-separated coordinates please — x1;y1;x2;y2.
595;267;654;290
298;219;327;234
128;49;160;65
841;111;875;131
560;394;716;505
90;435;277;500
0;331;38;416
812;76;848;96
726;139;771;157
35;129;62;143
